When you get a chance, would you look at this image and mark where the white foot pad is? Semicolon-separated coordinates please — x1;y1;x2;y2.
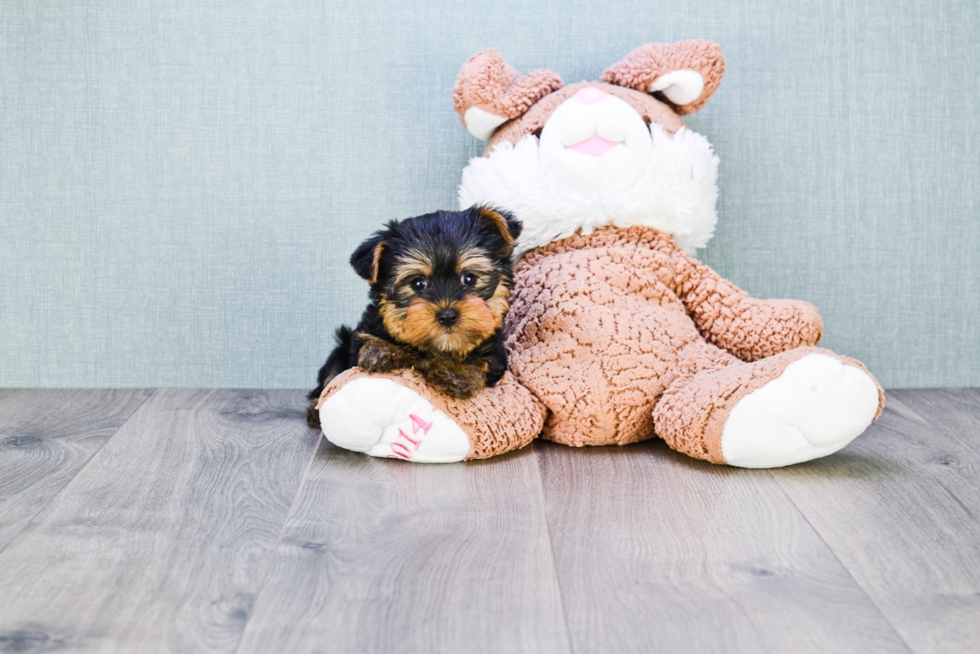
721;354;880;468
318;378;471;463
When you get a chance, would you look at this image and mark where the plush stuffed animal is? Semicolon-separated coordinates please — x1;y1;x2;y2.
315;41;884;467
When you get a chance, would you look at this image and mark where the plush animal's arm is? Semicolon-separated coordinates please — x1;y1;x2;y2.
665;239;823;361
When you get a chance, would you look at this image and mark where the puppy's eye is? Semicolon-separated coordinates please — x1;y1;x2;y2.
461;272;477;287
410;276;428;292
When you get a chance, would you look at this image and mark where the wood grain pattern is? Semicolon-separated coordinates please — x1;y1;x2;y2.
771;389;980;654
0;388;152;552
0;389;319;654
0;388;978;653
236;441;571;654
537;439;911;654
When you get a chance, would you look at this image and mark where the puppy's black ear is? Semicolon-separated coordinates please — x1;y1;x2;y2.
350;232;386;283
476;205;522;243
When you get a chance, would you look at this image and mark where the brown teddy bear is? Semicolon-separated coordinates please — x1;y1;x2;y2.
315;41;884;467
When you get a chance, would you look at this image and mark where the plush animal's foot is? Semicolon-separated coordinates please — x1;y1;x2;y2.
721;353;881;468
317;377;471;463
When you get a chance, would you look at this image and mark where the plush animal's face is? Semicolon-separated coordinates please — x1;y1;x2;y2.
538;85;656;195
453;42;725;258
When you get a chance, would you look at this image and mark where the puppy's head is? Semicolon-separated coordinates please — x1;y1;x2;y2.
351;205;521;356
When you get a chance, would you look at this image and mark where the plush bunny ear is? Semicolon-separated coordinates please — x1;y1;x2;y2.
602;40;725;115
454;49;563;141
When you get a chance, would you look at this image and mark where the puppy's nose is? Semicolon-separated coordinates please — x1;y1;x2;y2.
436;308;459;327
573;87;608;105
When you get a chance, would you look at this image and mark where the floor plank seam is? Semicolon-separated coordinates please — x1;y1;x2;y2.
4;389;976;652
532;442;577;654
0;389;158;559
765;468;918;654
231;429;324;654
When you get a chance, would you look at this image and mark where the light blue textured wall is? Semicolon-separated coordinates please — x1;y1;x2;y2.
2;0;978;389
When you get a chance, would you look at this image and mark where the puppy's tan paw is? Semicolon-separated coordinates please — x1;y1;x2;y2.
356;334;415;373
421;362;487;400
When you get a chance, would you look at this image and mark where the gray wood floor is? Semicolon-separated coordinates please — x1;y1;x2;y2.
0;388;977;654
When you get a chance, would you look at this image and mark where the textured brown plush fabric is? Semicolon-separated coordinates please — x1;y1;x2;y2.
453;49;564;121
485;81;686;155
320;40;884;465
602;40;725;115
319;226;884;464
317;368;546;461
504;226;883;455
452;43;717;155
653;346;883;462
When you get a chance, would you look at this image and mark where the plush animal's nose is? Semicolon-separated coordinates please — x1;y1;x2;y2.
436;308;459;327
573;87;608;105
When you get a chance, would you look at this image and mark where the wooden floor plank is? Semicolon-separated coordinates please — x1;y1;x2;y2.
888;388;980;451
537;439;911;654
236;441;571;654
0;389;319;654
0;389;152;552
771;390;980;654
1;387;976;653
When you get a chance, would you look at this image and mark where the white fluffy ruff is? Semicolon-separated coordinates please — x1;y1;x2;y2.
459;126;720;259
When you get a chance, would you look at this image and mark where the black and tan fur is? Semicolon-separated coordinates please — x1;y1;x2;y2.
307;206;521;427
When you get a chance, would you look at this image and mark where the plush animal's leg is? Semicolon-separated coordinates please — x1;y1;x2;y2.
314;368;546;462
653;347;884;468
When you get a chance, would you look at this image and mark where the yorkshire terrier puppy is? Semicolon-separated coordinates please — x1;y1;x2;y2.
307;206;521;428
